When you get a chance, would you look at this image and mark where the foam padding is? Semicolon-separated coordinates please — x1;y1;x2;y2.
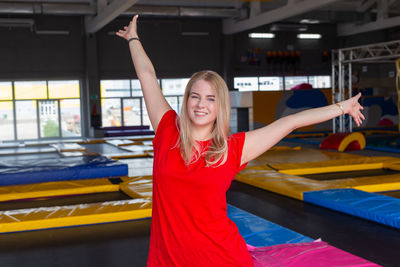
120;176;153;198
0;156;128;186
251;147;365;168
227;205;313;247
0;178;119;202
0;198;152;233
273;156;400;174
236;154;400;200
320;132;366;152
303;189;400;229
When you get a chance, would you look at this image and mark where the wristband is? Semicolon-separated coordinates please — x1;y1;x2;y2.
128;37;140;43
335;103;345;115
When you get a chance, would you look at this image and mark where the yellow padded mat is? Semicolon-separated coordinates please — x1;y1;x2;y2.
0;178;120;202
0;198;152;233
236;148;400;200
120;176;153;199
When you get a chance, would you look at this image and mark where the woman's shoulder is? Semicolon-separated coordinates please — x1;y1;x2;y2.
153;109;179;145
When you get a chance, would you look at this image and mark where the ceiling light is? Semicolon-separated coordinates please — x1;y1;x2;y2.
300;19;320;24
270;24;307;32
297;33;321;39
248;33;275;39
35;30;70;35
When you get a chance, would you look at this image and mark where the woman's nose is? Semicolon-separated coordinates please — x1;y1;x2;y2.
196;98;205;107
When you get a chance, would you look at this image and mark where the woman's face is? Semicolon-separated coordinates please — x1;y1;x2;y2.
187;79;217;131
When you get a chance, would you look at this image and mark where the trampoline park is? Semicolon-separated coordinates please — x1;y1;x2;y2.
2;1;400;267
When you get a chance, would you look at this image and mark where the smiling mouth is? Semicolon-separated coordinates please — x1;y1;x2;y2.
194;111;208;116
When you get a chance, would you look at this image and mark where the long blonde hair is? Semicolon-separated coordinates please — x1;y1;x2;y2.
178;70;231;167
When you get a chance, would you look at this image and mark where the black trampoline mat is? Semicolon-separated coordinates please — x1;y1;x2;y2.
302;168;400;181
377;190;400;198
0;191;131;211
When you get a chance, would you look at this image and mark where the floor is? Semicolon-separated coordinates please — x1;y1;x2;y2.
1;142;400;267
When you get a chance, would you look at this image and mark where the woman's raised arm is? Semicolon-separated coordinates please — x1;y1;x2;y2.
241;93;365;165
116;15;171;131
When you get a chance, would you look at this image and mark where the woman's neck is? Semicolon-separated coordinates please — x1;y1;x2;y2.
191;125;213;141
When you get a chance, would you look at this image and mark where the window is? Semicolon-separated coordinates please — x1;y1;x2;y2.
308;76;331;88
0;80;82;141
234;77;259;91
284;76;308;90
259;77;283;91
100;78;187;129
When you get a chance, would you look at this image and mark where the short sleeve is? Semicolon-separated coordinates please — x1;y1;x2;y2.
229;132;248;174
152;109;178;148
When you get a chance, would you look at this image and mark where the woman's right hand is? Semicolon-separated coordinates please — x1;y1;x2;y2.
116;15;139;40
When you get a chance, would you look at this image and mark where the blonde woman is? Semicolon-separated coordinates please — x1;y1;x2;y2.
117;15;365;267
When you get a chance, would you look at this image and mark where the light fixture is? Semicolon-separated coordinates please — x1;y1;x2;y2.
35;30;70;35
270;24;307;32
248;33;275;39
0;18;34;30
297;33;321;39
300;19;320;24
181;32;209;36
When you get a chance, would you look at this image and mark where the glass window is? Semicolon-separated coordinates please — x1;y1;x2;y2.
308;76;331;88
123;98;141;126
178;96;184;114
39;100;60;138
131;79;143;97
234;77;259;91
49;80;80;99
100;80;130;98
142;100;152;130
166;96;179;114
259;77;283;91
0;82;12;100
162;78;189;95
101;98;121;127
15;81;47;100
60;99;81;136
284;76;308;90
16;100;38;139
0;101;14;140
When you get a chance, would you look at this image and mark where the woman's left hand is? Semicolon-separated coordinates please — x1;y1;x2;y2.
342;92;365;126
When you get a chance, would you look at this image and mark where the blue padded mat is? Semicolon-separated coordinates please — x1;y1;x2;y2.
304;189;400;229
227;205;313;247
0;156;128;186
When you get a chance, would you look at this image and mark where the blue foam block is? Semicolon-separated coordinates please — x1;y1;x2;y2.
227;205;313;247
0;156;128;186
303;189;400;229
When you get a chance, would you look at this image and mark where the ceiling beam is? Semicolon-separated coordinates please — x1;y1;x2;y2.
222;0;341;34
337;15;400;36
85;0;138;34
356;0;376;12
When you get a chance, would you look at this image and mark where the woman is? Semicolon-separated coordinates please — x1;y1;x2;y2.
117;15;364;267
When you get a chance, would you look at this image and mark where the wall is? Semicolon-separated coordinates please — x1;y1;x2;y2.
97;17;223;79
0;16;85;80
231;24;337;78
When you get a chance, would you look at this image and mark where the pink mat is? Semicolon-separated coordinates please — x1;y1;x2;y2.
247;241;380;267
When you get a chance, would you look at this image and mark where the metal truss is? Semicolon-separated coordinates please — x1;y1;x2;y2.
332;40;400;133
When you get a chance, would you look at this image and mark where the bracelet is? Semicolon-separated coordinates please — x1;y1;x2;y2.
335;103;345;115
128;37;140;43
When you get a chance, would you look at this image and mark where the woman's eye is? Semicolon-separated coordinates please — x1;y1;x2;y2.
208;98;215;102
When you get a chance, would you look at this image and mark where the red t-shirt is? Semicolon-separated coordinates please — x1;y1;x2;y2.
147;110;253;267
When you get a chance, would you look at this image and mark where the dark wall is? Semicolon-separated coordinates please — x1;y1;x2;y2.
0;16;223;80
97;17;223;79
0;16;85;80
338;26;400;47
231;24;337;77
